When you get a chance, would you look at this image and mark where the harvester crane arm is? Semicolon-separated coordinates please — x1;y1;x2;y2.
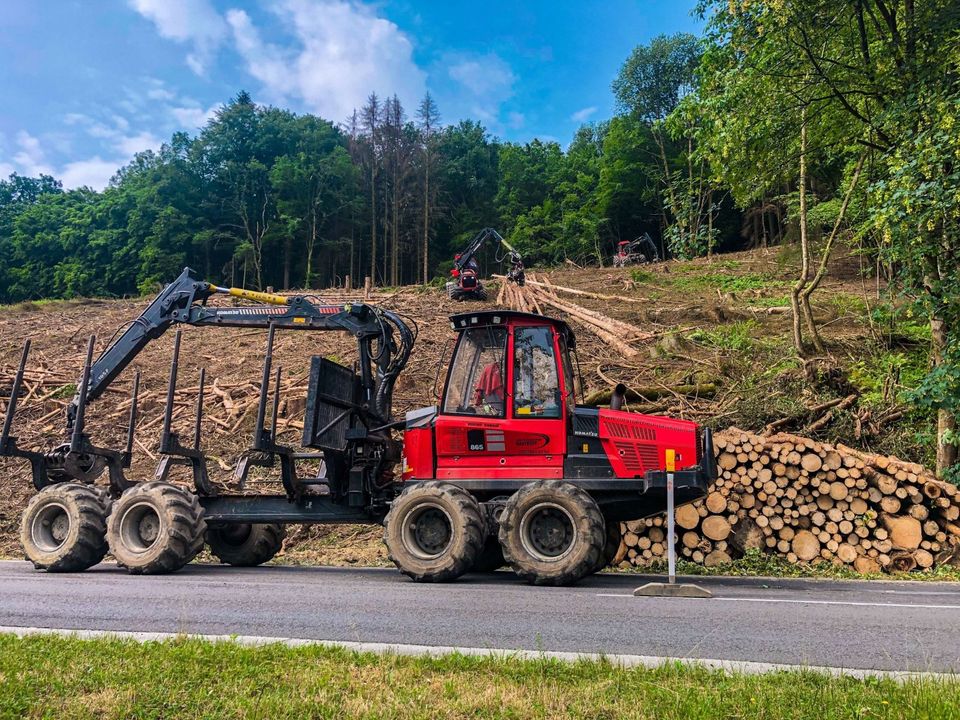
68;267;414;429
452;228;525;289
453;228;514;272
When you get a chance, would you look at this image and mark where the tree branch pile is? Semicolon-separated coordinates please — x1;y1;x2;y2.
617;428;960;573
494;273;653;357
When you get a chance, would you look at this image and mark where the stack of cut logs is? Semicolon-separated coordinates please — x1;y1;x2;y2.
617;428;960;573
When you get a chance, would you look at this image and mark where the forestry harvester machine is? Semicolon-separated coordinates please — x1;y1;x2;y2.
447;227;525;301
2;268;714;585
612;233;660;268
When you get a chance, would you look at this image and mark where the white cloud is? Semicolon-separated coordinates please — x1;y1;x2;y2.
64;113;91;126
12;131;55;177
2;122;159;190
60;114;161;158
147;87;177;102
128;0;227;75
226;9;294;97
227;0;427;122
171;104;218;129
570;106;597;123
444;52;516;127
113;131;162;156
59;158;119;189
448;53;515;100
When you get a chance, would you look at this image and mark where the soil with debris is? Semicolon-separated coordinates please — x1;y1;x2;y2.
0;247;927;564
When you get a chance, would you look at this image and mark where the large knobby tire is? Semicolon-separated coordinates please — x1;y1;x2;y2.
499;481;605;586
20;483;109;572
384;482;485;582
206;523;286;566
471;536;505;573
591;519;624;574
107;481;205;574
448;286;487;302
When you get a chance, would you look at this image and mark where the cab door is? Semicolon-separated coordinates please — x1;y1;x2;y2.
434;324;512;479
500;324;566;476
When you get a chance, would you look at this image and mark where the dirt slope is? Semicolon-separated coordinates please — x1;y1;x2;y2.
0;247;923;562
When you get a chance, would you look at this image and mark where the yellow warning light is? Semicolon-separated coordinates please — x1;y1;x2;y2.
665;449;676;472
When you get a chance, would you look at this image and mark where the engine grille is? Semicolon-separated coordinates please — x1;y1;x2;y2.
613;441;660;472
604;417;657;442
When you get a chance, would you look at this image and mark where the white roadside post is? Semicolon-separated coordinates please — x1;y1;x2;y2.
633;447;712;598
666;451;676;585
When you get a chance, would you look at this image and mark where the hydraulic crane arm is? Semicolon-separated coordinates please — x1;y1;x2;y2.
453;228;524;285
453;228;519;272
69;267;414;429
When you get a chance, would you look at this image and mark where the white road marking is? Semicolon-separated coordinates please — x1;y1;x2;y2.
597;593;960;610
0;625;954;681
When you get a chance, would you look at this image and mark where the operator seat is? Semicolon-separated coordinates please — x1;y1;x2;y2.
473;362;504;414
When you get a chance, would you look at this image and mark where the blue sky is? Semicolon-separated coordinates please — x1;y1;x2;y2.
0;1;702;190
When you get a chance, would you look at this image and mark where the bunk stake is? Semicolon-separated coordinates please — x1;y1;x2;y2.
194;368;205;450
254;324;276;451
1;339;30;450
160;330;182;450
270;364;282;441
70;335;96;453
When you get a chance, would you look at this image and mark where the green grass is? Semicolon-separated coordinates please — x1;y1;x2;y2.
671;258;743;273
629;267;655;284
744;294;792;308
0;297;83;312
849;347;929;406
666;271;787;294
1;634;957;719
688;319;760;352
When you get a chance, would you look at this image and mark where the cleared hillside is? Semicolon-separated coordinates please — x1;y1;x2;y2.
0;246;940;567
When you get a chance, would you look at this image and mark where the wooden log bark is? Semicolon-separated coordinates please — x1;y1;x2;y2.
791;530;821;562
882;514;922;550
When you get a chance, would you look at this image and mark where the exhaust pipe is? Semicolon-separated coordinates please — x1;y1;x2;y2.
610;383;627;411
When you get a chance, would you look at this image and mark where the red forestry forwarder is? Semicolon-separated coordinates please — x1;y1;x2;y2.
3;269;714;586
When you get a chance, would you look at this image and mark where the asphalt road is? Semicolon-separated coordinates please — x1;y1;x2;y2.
1;560;958;673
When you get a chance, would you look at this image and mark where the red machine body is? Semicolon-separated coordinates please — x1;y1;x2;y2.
401;311;712;519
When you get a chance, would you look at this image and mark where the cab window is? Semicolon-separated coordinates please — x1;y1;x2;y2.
513;326;561;418
442;326;507;416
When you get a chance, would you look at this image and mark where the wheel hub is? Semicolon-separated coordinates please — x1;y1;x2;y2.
31;503;71;552
118;502;163;553
520;502;577;561
50;513;70;543
402;503;453;559
412;509;451;555
138;515;159;544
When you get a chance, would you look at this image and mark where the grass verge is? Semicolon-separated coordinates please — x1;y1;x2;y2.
616;549;960;582
1;634;958;719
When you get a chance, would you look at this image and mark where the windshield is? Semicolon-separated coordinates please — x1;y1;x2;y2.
442;326;508;416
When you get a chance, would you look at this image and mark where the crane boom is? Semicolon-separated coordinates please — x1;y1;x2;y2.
69;267;414;429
